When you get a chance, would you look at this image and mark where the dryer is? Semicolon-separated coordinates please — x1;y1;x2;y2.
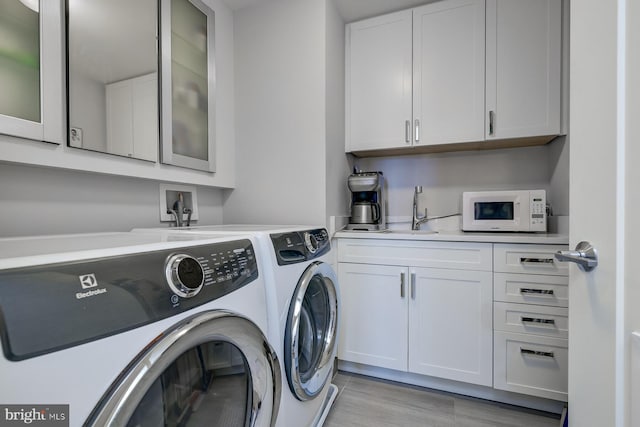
0;232;281;426
132;225;340;427
267;227;339;427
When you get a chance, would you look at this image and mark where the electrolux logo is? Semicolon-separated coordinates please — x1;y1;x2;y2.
75;274;107;300
0;405;68;426
78;274;97;289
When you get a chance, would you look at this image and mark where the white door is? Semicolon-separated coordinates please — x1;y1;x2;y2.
485;0;561;140
568;1;640;426
345;10;413;152
413;0;485;146
337;263;409;371
408;267;493;386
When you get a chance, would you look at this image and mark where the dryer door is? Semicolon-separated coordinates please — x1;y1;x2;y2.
87;311;281;427
285;262;339;401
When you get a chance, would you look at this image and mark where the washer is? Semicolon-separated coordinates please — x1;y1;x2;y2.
132;225;340;427
0;231;281;426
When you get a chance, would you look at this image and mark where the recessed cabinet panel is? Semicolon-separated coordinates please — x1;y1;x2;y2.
494;331;568;401
161;0;216;172
0;0;63;143
494;244;569;276
485;0;561;139
413;0;485;145
408;268;493;386
337;263;409;371
494;302;568;339
494;272;568;307
346;10;413;151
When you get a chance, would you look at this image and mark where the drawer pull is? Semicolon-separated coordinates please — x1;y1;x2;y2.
520;257;555;265
520;288;554;296
520;347;555;358
521;316;556;326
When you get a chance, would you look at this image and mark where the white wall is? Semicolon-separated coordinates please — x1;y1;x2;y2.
325;0;350;221
224;0;328;225
0;163;224;237
354;142;568;220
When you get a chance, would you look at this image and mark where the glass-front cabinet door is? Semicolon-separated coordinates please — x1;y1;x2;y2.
0;0;63;143
160;0;216;172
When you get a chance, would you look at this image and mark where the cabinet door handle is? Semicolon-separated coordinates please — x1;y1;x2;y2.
520;257;555;265
400;272;405;298
520;288;554;296
414;119;420;143
410;272;416;299
489;110;495;135
520;347;555;358
405;120;411;144
521;316;556;326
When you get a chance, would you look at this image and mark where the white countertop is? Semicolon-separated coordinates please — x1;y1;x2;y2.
334;229;569;245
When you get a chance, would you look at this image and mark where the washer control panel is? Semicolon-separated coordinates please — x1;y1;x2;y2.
271;228;330;265
0;239;258;361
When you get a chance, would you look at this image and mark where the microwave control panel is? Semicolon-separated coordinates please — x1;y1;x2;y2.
529;190;547;230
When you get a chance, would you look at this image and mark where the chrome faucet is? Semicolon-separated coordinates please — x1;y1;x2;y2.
412;186;429;230
167;192;192;227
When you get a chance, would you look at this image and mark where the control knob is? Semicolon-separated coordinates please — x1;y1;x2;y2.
165;254;204;298
304;232;319;254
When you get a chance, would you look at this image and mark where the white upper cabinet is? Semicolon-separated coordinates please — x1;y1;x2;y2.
345;0;562;154
346;10;412;151
485;0;561;139
413;0;485;146
0;0;64;144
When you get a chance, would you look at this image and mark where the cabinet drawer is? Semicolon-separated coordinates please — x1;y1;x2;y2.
337;239;492;271
494;302;568;339
494;244;569;276
494;331;568;401
494;272;568;307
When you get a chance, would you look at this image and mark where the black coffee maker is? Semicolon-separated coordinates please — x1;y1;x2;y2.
346;171;386;231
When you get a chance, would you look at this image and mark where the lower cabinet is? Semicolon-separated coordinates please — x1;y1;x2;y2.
338;249;493;387
492;243;569;401
493;331;568;401
409;267;493;386
338;263;408;371
337;238;569;404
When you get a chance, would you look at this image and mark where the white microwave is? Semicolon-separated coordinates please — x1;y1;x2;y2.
462;190;547;232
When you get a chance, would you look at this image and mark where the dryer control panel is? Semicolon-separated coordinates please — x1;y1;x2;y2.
270;228;330;265
0;239;258;361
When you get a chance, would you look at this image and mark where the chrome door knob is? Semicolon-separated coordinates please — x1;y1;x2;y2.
555;241;598;272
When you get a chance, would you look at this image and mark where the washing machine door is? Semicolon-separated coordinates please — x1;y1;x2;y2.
285;261;339;401
87;311;281;427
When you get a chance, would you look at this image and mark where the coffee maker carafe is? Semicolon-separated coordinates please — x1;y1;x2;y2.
346;171;386;231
